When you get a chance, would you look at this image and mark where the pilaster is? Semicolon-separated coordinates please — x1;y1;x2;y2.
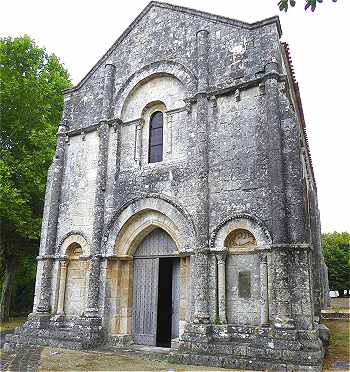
216;252;227;324
85;63;115;318
56;259;68;316
192;29;211;324
36;124;66;314
263;60;288;243
259;254;269;326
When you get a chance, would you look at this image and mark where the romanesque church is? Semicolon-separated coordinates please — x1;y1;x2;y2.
6;2;330;370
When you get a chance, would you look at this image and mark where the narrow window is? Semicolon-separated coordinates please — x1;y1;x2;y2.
149;111;163;163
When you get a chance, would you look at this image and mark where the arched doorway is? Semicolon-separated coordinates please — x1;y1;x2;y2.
132;227;180;347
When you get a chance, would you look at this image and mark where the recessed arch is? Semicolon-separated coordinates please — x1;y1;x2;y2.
210;213;272;250
114;60;197;119
104;196;196;256
58;232;90;257
114;209;181;257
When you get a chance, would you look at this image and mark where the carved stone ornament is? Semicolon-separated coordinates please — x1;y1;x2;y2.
225;229;256;250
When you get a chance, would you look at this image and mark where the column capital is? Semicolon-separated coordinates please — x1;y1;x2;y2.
60;260;69;269
216;253;227;264
212;246;228;254
195;246;211;255
90;254;103;262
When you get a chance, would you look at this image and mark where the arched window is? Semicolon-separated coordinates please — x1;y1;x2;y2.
149;111;163;163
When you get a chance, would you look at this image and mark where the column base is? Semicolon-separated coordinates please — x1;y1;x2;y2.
274;316;296;329
4;314;104;351
25;312;51;329
180;322;212;343
107;334;134;348
170;323;325;371
193;312;210;324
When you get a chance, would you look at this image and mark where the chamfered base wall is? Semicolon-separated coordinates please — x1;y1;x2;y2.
170;323;327;372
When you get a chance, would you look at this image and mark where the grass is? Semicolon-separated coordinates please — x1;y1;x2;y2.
0;316;26;332
322;319;350;370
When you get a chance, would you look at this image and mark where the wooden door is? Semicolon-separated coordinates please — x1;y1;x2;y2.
132;228;178;345
132;258;159;345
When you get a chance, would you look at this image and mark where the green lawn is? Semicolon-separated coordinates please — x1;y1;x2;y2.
0;316;26;332
322;319;350;370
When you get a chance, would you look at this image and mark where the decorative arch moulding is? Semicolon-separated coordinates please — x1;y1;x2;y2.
103;194;197;256
56;231;91;257
114;60;198;119
209;212;272;250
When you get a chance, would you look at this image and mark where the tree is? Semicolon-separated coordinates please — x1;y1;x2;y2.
0;35;71;321
322;232;350;297
278;0;338;12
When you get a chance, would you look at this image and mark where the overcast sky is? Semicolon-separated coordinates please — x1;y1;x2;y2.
2;0;349;233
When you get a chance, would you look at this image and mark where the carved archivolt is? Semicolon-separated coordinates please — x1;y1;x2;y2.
58;233;90;257
104;195;196;256
114;60;197;118
210;213;272;250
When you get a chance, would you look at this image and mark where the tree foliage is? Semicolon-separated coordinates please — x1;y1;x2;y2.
278;0;338;12
0;35;71;321
322;232;350;297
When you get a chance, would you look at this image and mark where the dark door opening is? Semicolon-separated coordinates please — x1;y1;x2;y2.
156;258;173;347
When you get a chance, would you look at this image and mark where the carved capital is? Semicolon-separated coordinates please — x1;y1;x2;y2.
57;122;68;136
209;95;217;108
216;253;227;265
91;254;102;262
81;130;86;141
60;260;69;269
258;82;265;95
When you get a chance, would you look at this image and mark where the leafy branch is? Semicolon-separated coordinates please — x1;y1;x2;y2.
278;0;338;12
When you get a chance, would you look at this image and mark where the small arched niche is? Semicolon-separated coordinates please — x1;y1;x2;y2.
65;242;83;258
224;228;257;252
224;228;260;325
63;242;88;316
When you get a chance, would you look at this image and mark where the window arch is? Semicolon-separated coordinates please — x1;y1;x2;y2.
149;111;163;163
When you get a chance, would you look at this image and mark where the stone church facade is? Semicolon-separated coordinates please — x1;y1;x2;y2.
6;2;330;370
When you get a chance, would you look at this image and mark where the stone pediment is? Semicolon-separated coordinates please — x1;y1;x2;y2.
64;1;281;95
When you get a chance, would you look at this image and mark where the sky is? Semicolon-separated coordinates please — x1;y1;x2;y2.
1;0;349;233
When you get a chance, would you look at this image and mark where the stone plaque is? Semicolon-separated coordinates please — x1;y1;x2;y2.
238;271;251;298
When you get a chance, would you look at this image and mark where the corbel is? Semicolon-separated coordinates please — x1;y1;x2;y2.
209;95;217;109
258;81;265;95
81;130;86;141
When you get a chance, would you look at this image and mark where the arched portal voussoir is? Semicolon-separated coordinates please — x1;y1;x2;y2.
104;196;196;256
114;60;197;118
210;213;272;250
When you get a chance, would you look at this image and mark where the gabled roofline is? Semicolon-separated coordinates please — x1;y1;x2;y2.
64;1;282;94
281;42;317;190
